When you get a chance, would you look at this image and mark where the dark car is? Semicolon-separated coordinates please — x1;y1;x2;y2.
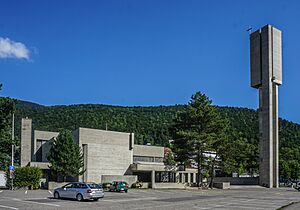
54;182;104;201
109;181;129;192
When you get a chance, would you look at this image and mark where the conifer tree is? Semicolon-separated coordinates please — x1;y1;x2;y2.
0;84;15;169
47;129;84;181
173;91;226;187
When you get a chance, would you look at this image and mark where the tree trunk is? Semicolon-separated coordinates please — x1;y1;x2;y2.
200;148;203;187
209;157;216;188
197;148;201;188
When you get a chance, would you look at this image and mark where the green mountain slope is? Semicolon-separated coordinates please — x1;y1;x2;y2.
10;99;300;177
14;100;300;149
14;100;184;146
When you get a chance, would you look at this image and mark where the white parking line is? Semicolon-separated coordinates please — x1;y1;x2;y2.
130;202;191;210
12;198;60;207
0;204;18;210
102;196;157;203
48;190;53;195
0;190;3;193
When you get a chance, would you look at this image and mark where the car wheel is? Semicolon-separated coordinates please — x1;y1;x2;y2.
125;190;128;193
54;192;60;199
93;198;99;201
76;193;83;201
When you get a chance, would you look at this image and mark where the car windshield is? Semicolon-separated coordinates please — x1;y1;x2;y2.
62;183;73;188
87;183;101;189
115;182;127;186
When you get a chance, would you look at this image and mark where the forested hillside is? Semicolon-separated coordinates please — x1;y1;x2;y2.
14;100;183;146
13;100;300;148
7;99;300;178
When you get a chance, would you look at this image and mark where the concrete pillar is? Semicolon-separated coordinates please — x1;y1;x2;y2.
193;173;196;183
175;172;179;183
188;173;191;184
21;118;32;167
151;170;155;189
82;144;88;182
181;173;184;183
273;84;279;188
250;25;282;188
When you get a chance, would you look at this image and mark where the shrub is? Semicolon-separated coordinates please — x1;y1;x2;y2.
13;166;42;189
131;181;143;188
102;182;112;190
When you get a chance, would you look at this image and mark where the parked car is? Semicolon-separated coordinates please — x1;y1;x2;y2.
102;182;112;191
54;182;104;201
109;181;129;192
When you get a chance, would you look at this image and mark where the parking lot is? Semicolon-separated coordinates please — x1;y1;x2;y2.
0;186;300;210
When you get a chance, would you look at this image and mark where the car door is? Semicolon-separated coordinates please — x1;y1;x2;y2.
68;183;79;199
60;183;73;198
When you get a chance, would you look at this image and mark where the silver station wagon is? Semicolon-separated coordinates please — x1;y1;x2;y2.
54;182;104;201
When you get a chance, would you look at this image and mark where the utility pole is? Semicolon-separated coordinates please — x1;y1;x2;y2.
11;113;14;190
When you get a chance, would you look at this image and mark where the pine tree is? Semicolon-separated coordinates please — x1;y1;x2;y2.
172;91;226;187
47;129;84;181
0;85;15;169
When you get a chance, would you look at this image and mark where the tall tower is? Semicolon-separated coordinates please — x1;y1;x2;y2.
21;118;33;167
250;25;282;188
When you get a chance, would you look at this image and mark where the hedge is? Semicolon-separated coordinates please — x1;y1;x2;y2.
7;166;42;189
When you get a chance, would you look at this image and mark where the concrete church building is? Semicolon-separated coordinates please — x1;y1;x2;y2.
20;118;198;189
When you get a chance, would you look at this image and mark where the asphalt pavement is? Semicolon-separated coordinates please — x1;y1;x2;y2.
0;186;299;209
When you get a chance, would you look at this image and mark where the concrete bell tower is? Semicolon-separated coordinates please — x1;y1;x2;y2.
250;25;282;188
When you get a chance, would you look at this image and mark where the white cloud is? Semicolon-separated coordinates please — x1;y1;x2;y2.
0;37;30;60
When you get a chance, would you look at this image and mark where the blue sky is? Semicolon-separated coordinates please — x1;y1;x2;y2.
0;0;299;123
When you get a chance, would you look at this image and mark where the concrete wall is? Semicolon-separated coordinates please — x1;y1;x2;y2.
29;162;51;169
82;143;133;183
250;29;262;88
209;177;259;185
271;27;282;85
153;183;186;189
78;127;133;148
131;163;166;172
213;182;230;189
101;175;137;186
133;145;164;158
21;118;59;165
0;171;6;188
77;128;134;183
48;182;69;190
21;118;32;166
33;130;59;162
140;182;150;188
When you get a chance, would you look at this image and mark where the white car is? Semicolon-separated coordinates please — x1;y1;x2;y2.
54;182;104;201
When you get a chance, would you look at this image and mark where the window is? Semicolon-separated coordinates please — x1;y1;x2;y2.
36;139;47;162
133;156;163;163
63;183;73;188
87;183;101;189
72;183;79;188
79;183;87;188
35;139;50;162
